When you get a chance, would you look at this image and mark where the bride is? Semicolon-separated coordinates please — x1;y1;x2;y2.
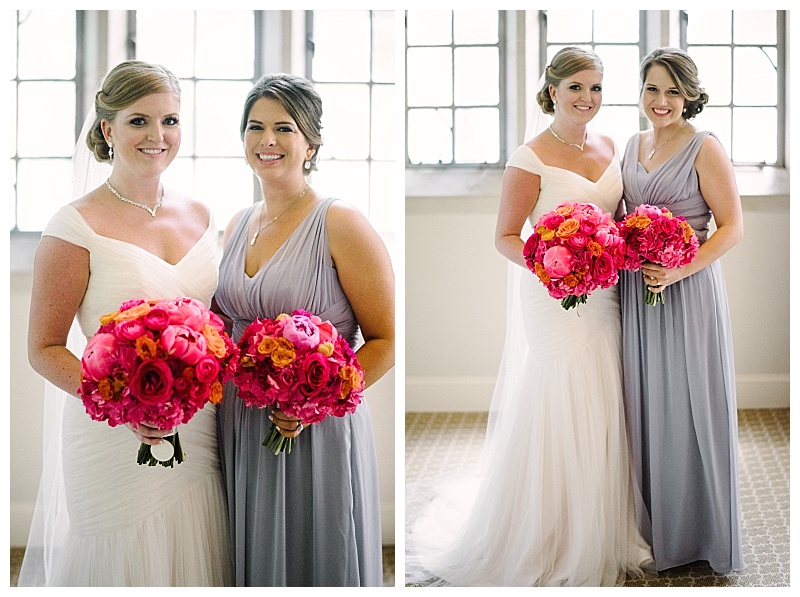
406;46;652;587
19;60;232;586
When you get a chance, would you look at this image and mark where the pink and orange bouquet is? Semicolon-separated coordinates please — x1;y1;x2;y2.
232;310;365;455
79;297;238;467
523;201;626;310
618;204;700;306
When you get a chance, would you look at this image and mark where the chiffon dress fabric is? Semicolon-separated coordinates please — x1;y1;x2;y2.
406;144;653;587
214;198;383;587
18;205;233;587
619;131;744;574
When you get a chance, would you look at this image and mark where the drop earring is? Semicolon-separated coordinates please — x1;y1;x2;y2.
108;142;114;162
304;160;311;171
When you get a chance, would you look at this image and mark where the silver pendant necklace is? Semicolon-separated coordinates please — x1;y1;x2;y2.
549;126;587;151
648;120;687;160
105;179;163;218
251;185;309;246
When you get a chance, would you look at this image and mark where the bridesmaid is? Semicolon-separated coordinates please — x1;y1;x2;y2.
619;47;744;574
213;73;395;586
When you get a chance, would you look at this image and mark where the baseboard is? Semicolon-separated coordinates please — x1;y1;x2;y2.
10;501;34;548
735;374;790;408
406;374;790;412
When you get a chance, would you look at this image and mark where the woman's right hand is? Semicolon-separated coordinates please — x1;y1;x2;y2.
126;422;174;445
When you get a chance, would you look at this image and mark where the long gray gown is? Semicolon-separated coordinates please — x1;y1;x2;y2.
620;131;744;574
214;198;383;586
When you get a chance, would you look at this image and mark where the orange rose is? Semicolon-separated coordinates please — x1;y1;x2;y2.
240;355;255;368
135;336;159;360
271;338;296;367
114;303;152;322
533;262;551;284
99;311;120;325
587;240;603;256
209;381;223;404
98;378;113;401
257;336;278;356
202;324;228;358
680;220;695;243
536;225;556;242
627;215;651;230
556;218;580;239
555;204;574;216
563;273;580;288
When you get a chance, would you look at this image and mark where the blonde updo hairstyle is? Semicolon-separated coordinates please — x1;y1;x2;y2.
86;60;181;163
640;47;709;120
536;46;604;115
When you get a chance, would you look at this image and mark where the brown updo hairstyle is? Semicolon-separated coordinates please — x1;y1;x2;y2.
536;46;604;115
640;47;709;120
240;73;323;173
85;61;181;163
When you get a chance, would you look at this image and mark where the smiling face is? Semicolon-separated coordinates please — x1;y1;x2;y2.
550;69;603;124
243;97;315;188
642;64;687;128
101;92;181;179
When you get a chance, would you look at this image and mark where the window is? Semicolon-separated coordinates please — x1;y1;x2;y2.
308;10;395;241
542;10;643;155
406;10;504;166
10;9;396;246
11;10;77;232
682;10;785;166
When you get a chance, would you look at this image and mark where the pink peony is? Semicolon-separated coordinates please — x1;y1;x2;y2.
543;245;575;278
160;325;208;365
81;333;118;381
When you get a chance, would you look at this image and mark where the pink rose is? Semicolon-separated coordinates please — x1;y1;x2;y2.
129;359;173;406
194;354;221;384
299;352;336;396
160;325;208;365
114;319;146;342
143;307;171;331
316;320;338;343
82;333;118;381
592;251;617;284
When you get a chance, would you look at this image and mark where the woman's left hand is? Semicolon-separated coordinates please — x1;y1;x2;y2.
270;409;305;438
641;262;683;294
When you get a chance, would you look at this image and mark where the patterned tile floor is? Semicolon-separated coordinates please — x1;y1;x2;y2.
405;408;790;587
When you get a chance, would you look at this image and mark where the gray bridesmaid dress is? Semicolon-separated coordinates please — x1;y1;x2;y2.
620;131;744;574
214;198;383;586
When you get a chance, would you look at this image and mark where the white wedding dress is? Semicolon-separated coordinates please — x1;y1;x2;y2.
406;145;653;587
18;205;233;586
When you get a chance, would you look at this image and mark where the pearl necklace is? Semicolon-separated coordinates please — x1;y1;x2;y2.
548;126;587;151
251;185;309;246
648;120;687;160
105;179;163;218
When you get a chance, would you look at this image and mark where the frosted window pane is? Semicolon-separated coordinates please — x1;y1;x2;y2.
408;108;453;164
686;11;731;44
9;159;16;231
734;11;777;45
454;108;498;163
590;105;640;158
313;11;371;82
407;47;452;107
453;11;498;45
195;81;253;157
595;45;640;104
196;11;254;79
406;11;452;46
689;47;731;105
178;81;195;157
10;15;17;79
594;11;639;43
313;160;370;216
454;47;499;106
195;157;255;229
17;158;71;230
692;107;731;156
18;82;75;158
316;84;371;161
733;47;777;106
732;107;776;163
17;11;75;79
369;160;395;241
10;82;17;158
136;11;195;78
547;11;593;43
371;85;394;161
372;11;395;83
